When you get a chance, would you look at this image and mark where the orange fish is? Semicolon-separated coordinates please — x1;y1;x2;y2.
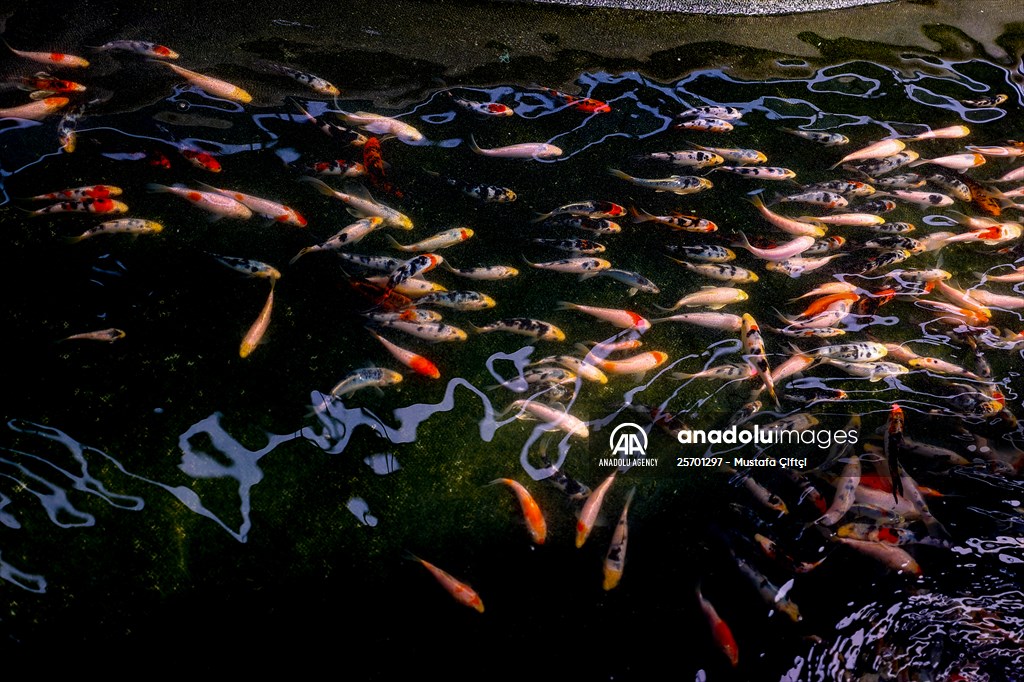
540;86;611;114
489;478;546;545
408;553;484;613
18;74;86;94
180;148;221;173
0;96;69;120
367;328;440;379
362;136;403;199
24;197;128;216
697;584;739;667
960;174;1003;217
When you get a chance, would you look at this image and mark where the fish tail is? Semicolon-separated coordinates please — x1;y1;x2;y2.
629;206;654;223
554;301;579;312
299;176;337;197
671;371;696;380
906;158;929;168
467;133;483;155
467;322;485;334
288;247;313;265
145;183;170;194
530;211;552;223
608;168;631;181
385;234;408;251
730;231;753;252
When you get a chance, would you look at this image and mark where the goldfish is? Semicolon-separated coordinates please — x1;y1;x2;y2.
5;41;89;68
197;182;306;226
367;329;440;379
147;184;251;220
407;554;484;613
0;96;69;120
489;479;546;545
240;287;275;358
91;40;179;59
17;73;86;95
156;62;251;103
468;134;562;159
576;469;617;548
603;487;635;590
304;159;366;177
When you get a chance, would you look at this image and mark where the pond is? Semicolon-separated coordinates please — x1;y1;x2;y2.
1;0;1023;678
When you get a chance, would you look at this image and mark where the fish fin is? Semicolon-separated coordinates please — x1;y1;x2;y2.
578;272;599;281
608;168;631;181
554;301;578;311
627;287;638;297
467;133;483;154
206;214;224;223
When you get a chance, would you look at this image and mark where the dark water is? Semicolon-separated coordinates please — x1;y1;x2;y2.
1;1;1024;678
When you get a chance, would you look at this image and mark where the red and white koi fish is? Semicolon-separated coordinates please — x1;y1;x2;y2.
696;584;739;667
576;469;617;548
23;197;128;216
603;487;635;590
489;479;546;545
537;86;611;114
447;92;514;116
469;134;562;159
534;200;626;222
156;62;252;103
556;302;650;331
91;40;179;59
17;73;86;95
407;553;484;613
179;148;221;173
26;185;122;201
5;41;89;68
0;96;69;120
147;183;252;220
366;328;440;379
197;182;307;226
240;287;275;358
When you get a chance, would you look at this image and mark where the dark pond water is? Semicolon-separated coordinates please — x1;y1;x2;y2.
1;1;1023;678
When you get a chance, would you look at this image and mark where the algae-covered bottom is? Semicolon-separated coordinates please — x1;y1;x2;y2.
1;1;1023;679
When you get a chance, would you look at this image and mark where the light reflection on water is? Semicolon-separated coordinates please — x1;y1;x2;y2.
2;29;1024;678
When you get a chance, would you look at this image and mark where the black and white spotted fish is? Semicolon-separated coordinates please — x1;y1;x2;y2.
427;171;516;202
714;165;795;180
664;244;735;262
471;318;566;341
678;105;743;121
848;151;919;176
416;290;496;310
531;238;606;254
90;40;179;59
532;200;625;222
741;313;778;407
524;256;612;277
608;169;713;194
780;128;849;146
630;207;717;232
596;269;661;296
676;117;734;133
773;190;847;208
210;254;281;281
634;150;724;168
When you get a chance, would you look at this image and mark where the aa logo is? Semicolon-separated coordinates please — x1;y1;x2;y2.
609;423;648;457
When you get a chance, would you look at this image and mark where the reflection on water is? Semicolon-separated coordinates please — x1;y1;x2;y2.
2;13;1024;678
